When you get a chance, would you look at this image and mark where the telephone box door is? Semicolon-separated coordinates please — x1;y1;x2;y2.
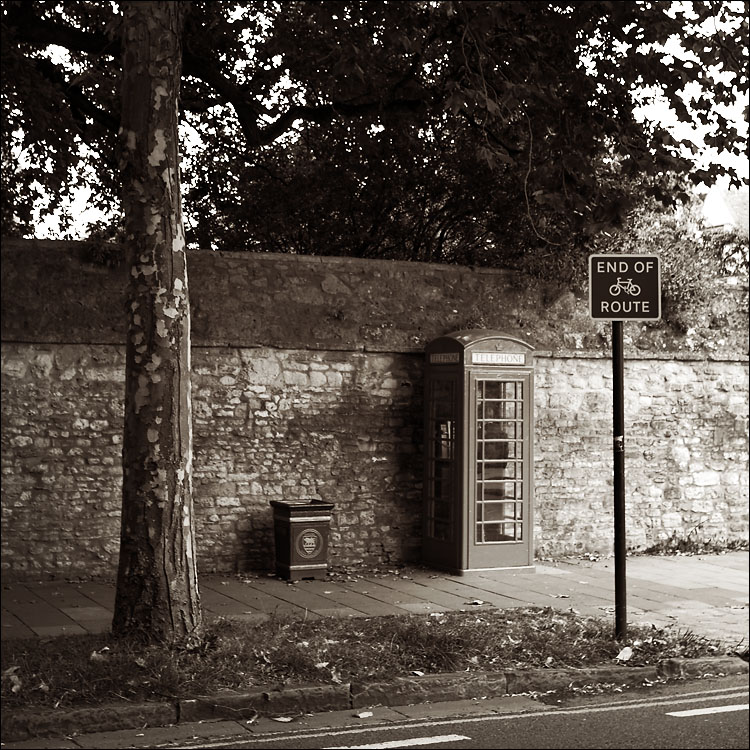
424;330;534;574
423;372;462;572
466;371;533;569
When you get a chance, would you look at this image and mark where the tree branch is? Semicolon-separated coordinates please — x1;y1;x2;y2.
32;57;119;134
251;97;430;147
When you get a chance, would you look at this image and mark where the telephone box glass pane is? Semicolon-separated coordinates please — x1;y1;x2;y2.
481;522;519;542
484;502;521;521
479;462;505;480
476;378;524;545
427;378;457;541
483;401;521;419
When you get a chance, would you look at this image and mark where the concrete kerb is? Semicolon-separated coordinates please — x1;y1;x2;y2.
2;657;747;743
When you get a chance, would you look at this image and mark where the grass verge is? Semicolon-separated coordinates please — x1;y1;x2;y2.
1;606;740;711
636;529;749;556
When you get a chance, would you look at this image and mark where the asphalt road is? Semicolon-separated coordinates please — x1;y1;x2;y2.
32;674;745;750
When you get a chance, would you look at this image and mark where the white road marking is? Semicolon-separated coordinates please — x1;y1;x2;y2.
326;735;470;749
666;704;749;717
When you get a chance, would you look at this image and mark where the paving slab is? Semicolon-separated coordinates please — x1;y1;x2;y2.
200;578;313;619
368;574;496;611
407;573;520;608
460;573;562;607
1;609;36;641
240;576;364;618
586;555;748;592
28;585;114;635
31;583;107;611
1;584;88;638
198;582;265;617
302;579;414;617
699;554;749;571
69;582;116;610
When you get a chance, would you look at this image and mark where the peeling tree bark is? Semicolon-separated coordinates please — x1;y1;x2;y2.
113;1;201;642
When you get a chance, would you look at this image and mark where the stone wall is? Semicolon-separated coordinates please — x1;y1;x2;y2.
1;343;423;579
1;239;747;581
534;355;748;558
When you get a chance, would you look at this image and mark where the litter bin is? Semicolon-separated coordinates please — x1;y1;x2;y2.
270;500;335;579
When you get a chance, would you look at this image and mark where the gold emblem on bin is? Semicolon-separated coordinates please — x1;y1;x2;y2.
296;528;323;558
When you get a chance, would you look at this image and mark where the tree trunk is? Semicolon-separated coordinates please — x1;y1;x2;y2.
113;1;201;642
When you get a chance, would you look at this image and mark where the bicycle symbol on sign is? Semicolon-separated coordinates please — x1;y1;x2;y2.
609;277;641;296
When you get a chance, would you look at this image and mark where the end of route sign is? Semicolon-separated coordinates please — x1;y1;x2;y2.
589;254;661;321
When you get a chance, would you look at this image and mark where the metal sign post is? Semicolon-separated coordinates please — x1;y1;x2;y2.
589;254;661;641
612;319;626;640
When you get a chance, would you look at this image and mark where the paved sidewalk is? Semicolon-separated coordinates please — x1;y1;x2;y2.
2;552;747;647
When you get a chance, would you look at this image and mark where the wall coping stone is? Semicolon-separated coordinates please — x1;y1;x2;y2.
2;238;747;359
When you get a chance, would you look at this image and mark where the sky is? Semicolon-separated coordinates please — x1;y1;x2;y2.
635;90;749;231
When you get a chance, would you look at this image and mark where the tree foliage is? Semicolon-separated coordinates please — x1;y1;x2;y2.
589;188;749;331
2;1;748;279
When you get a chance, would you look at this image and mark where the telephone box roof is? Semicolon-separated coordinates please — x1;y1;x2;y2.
428;329;534;351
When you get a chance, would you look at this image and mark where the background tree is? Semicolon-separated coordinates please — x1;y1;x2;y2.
589;185;749;331
3;1;747;253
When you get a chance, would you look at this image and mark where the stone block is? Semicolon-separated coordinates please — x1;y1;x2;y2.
351;671;507;708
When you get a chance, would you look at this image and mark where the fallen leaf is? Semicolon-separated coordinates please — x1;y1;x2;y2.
2;667;22;693
615;646;633;662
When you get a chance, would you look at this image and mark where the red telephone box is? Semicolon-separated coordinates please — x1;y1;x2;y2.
423;330;535;573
